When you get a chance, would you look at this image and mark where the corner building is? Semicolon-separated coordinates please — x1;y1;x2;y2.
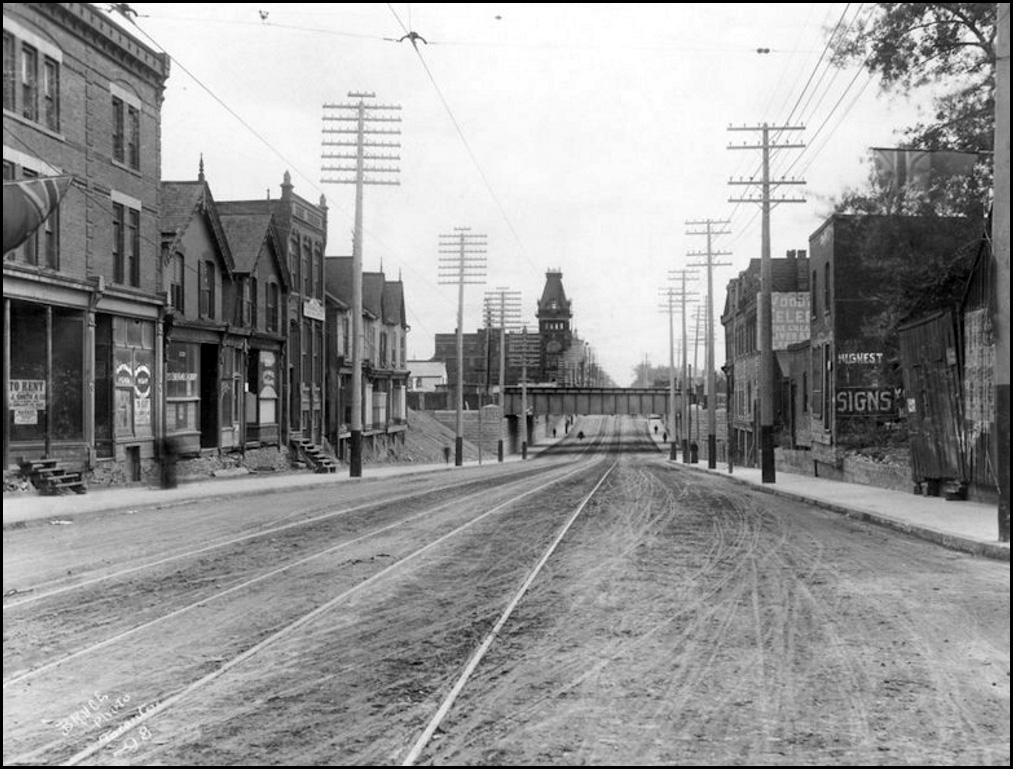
3;3;170;482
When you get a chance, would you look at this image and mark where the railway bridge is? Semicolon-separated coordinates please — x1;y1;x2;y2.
502;386;679;418
500;387;685;451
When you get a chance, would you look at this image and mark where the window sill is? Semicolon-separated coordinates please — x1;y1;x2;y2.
2;108;65;143
111;158;143;177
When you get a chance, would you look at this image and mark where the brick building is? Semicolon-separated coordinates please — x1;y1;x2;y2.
721;250;809;467
807;214;977;474
3;2;170;482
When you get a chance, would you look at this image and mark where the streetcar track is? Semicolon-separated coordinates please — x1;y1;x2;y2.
431;461;776;762
8;414;1003;767
2;462;567;612
2;461;589;690
402;458;619;765
19;456;606;767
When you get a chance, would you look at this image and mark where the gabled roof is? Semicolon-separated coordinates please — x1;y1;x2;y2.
216;204;290;291
382;280;405;327
325;256;353;306
537;270;571;316
160;180;235;273
363;271;385;319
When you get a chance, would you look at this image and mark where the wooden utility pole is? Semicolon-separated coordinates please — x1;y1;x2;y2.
521;326;530;458
439;228;487;466
322;92;401;477
728;123;805;483
687;218;732;469
484;287;521;462
658;286;680;460
669;269;698;463
995;2;1010;542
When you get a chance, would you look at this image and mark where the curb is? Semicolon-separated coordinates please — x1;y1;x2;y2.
666;460;1010;563
1;457;536;532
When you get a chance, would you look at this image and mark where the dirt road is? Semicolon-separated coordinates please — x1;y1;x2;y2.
3;416;1009;766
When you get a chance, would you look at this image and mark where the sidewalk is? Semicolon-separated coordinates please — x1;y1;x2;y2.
1;452;535;530
647;427;1008;562
6;435;1008;563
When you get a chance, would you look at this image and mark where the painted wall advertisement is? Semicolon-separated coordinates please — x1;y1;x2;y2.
835;386;902;416
757;292;811;350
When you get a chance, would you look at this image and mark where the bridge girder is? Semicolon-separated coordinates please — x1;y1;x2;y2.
501;387;681;417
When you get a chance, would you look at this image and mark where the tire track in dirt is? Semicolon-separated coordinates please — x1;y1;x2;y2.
422;459;1010;766
3;459;597;766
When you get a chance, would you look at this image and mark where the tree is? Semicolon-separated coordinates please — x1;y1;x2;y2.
829;5;995;217
830;3;997;152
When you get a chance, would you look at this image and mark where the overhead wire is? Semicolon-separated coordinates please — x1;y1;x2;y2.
723;3;869;256
385;3;540;275
721;3;859;255
123;8;461;317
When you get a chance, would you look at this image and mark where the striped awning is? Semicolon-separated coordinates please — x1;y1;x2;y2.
3;176;73;254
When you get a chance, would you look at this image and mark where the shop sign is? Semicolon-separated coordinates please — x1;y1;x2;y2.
303;298;325;322
11;379;46;407
259;351;278;399
116;363;133;388
134;364;152;399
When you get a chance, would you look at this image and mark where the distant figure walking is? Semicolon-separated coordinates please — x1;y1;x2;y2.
577;430;585;441
443;446;451;464
553;428;557;438
654;424;658;435
663;431;668;442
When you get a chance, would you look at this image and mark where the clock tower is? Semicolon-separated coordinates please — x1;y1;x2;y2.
536;269;573;384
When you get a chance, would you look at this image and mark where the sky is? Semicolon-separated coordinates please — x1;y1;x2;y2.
115;3;939;385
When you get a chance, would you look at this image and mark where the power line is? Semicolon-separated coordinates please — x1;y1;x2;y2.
725;4;858;232
385;4;538;274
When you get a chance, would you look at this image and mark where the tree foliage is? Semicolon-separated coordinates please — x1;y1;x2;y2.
829;4;997;217
830;3;997;152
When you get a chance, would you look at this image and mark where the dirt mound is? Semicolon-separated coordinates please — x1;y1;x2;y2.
393;409;482;465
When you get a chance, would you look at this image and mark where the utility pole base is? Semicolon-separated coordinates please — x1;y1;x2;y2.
521;441;527;460
760;425;776;483
455;436;464;467
998;384;1010;542
708;434;717;469
682;439;690;465
350;431;363;478
669;442;677;461
497;439;504;463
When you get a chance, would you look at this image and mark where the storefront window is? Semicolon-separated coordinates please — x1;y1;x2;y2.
8;302;84;443
112;317;153;439
258;350;278;425
9;302;46;443
166;342;199;436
